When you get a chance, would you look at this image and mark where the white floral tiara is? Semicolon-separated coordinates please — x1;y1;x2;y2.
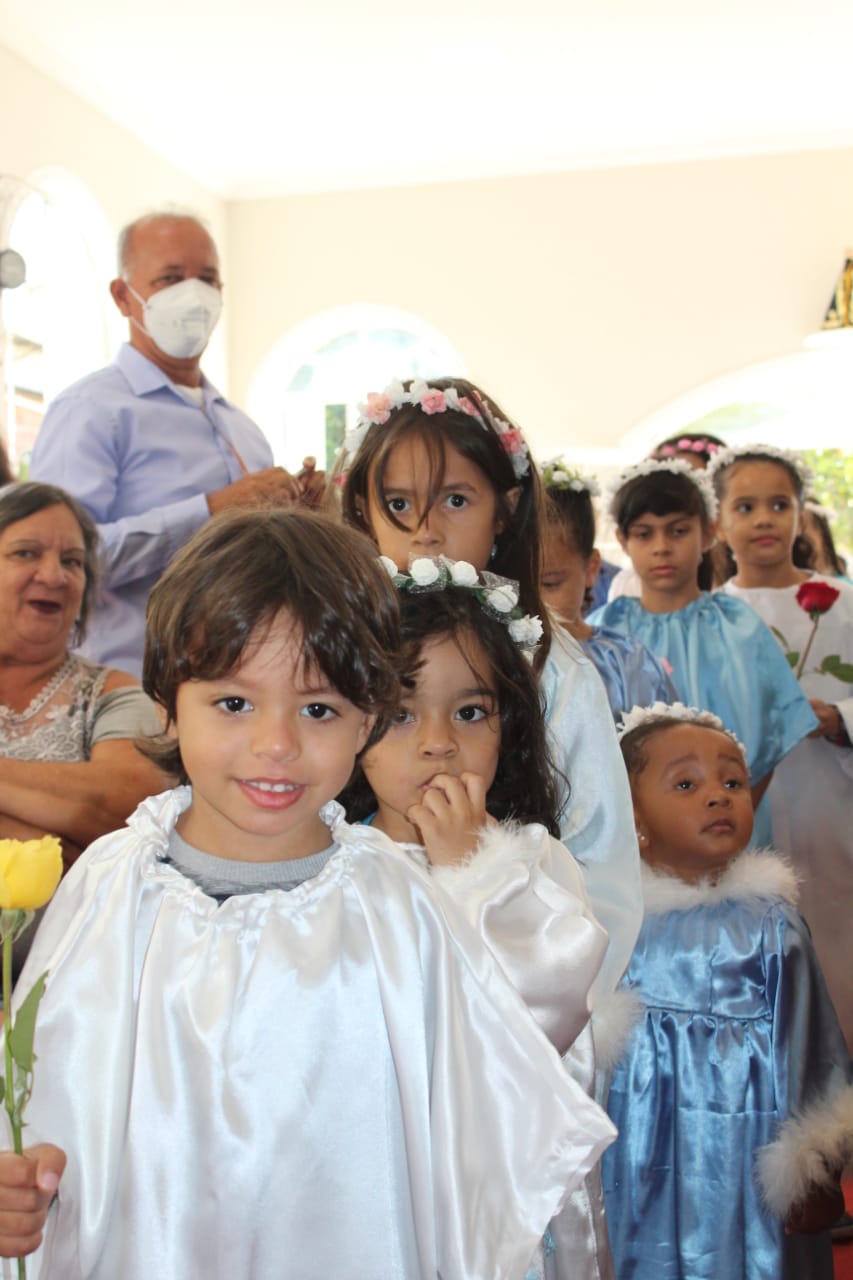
378;555;544;652
706;443;813;493
607;458;718;522
539;456;600;496
617;701;747;760
342;378;531;479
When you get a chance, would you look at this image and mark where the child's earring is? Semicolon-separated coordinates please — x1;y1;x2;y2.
489;542;498;562
637;831;648;845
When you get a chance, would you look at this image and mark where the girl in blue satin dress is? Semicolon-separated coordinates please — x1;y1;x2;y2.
589;459;816;809
539;460;676;722
603;704;853;1280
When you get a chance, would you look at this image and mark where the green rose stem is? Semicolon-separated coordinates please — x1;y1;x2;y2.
795;613;821;680
2;908;43;1280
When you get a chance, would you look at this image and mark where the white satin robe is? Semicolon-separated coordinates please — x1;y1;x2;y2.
427;823;615;1280
7;790;615;1280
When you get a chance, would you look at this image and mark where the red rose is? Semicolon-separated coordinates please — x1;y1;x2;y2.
796;581;841;617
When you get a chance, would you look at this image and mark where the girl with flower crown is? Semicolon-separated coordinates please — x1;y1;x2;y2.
603;703;853;1280
540;459;676;722
588;458;816;809
712;444;853;1052
337;377;640;1000
340;562;618;1280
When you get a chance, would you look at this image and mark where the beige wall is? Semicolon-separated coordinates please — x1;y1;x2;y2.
1;45;223;246
2;37;851;457
227;149;853;456
0;44;228;380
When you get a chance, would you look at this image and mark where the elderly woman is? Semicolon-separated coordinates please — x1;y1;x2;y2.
0;482;165;868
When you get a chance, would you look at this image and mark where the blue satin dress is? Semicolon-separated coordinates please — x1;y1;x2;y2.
588;593;817;783
579;626;676;723
602;869;850;1279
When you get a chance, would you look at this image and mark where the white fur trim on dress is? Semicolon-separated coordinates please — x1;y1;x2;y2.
428;820;549;892
641;850;799;915
756;1084;853;1216
590;987;644;1073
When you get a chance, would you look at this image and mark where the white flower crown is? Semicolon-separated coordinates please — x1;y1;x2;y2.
607;457;719;522
377;555;544;652
617;701;747;760
539;456;601;496
706;443;813;493
342;379;531;479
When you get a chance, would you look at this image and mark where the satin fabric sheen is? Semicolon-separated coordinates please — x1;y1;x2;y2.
427;825;615;1280
9;790;615;1280
589;592;818;782
603;881;848;1279
722;577;853;1051
539;626;641;999
578;625;676;723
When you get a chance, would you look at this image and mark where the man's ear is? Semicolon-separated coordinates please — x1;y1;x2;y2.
110;277;132;318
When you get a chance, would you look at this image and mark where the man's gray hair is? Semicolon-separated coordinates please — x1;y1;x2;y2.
116;209;214;277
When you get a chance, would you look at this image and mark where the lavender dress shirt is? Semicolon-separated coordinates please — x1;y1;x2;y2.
30;344;273;676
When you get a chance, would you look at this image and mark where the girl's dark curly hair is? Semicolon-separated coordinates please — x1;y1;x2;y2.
337;377;552;674
338;587;565;836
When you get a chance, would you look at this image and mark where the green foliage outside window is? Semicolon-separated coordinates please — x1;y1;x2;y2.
802;449;853;558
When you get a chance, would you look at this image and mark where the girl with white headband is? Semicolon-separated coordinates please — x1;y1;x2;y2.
589;459;816;809
337;377;640;1000
713;444;853;1053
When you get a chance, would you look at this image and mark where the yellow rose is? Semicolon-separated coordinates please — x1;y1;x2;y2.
0;836;63;910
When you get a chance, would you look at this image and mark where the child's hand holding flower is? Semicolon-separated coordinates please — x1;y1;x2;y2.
0;836;63;1279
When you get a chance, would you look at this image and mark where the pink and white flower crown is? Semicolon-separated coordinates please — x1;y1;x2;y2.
655;437;722;459
342;379;531;479
607;457;719;522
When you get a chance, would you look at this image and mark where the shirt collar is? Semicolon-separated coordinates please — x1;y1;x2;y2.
116;342;225;405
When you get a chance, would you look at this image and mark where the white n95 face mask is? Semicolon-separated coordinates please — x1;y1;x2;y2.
129;278;223;359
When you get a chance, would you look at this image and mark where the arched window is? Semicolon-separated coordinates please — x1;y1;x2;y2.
0;169;115;472
247;304;466;469
621;346;853;556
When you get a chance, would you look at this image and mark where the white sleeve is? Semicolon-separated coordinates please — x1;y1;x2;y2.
540;628;642;995
430;822;608;1056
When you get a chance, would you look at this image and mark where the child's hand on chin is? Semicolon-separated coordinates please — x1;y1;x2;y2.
407;772;492;867
784;1179;845;1235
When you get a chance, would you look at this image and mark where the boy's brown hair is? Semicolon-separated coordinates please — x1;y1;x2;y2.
142;508;401;781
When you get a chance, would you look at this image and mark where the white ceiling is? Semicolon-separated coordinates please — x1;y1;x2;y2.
3;0;853;198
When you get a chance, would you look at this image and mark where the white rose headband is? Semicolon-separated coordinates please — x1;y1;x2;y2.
539;456;601;496
607;458;719;523
617;701;747;762
341;378;531;479
706;443;813;494
378;555;544;653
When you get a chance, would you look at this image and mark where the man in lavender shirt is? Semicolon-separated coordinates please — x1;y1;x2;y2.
30;212;312;678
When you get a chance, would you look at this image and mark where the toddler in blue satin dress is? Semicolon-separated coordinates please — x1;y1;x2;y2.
603;704;853;1280
539;460;675;722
